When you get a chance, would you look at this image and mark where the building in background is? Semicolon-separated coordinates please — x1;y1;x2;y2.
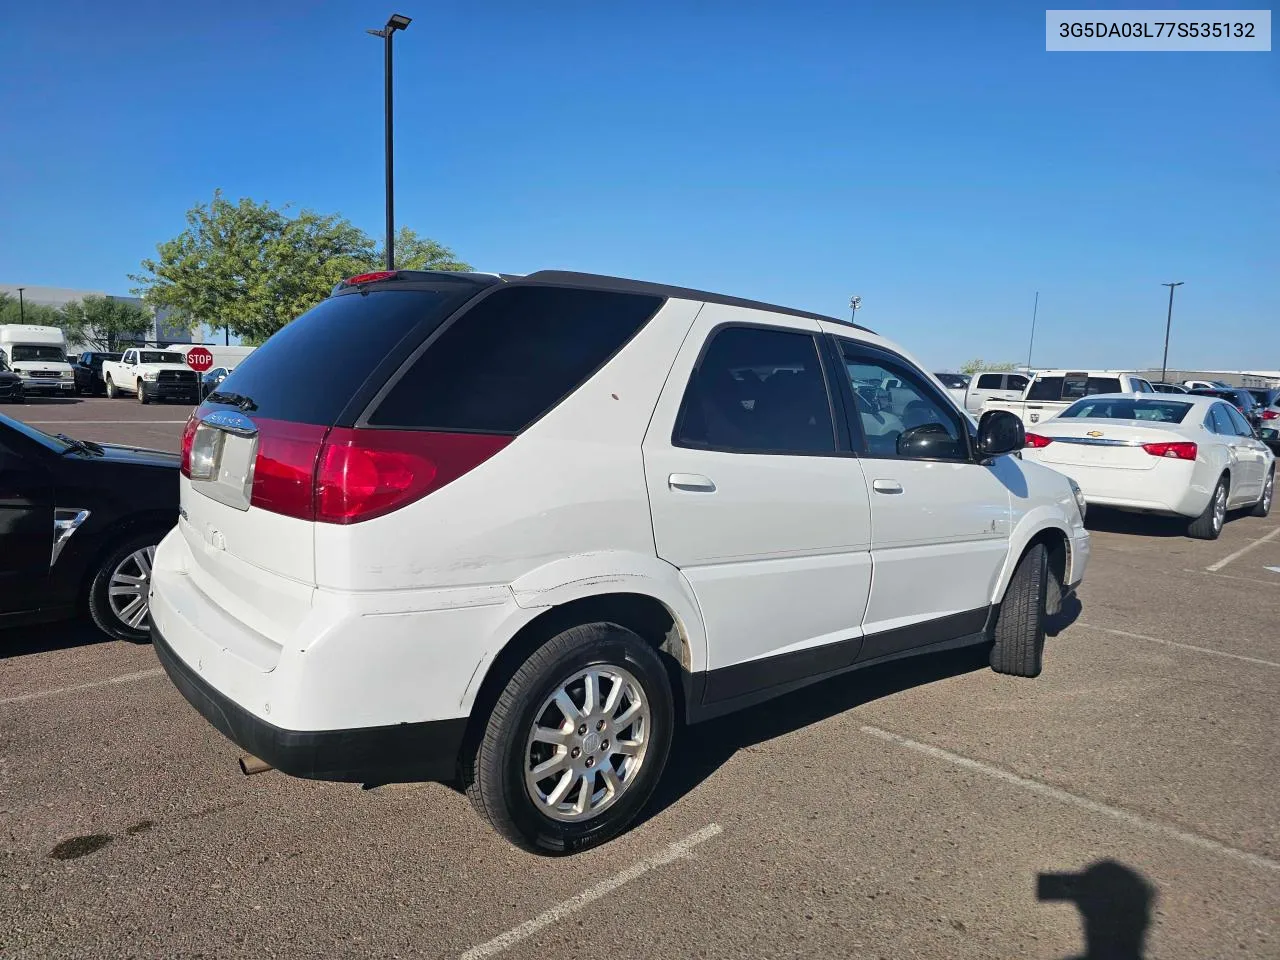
0;283;196;351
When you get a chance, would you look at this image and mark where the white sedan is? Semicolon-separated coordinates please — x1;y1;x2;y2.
1021;393;1274;539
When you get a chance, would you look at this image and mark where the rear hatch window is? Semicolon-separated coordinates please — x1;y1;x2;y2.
207;278;487;426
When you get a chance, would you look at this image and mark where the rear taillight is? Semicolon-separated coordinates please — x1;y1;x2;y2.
249;420;329;520
315;430;511;523
180;414;199;477
244;422;511;524
1142;441;1197;460
1024;432;1053;448
1264;410;1278;421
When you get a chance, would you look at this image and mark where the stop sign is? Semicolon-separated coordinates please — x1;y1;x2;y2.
187;347;214;373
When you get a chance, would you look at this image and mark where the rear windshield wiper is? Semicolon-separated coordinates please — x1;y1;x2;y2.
55;434;105;456
207;391;258;412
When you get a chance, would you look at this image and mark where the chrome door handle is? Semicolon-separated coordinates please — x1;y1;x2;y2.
872;479;904;494
669;473;716;493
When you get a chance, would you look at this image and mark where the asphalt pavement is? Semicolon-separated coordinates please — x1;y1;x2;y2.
2;398;1277;959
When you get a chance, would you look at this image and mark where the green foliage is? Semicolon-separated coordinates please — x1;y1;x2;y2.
132;191;472;346
0;293;64;328
57;295;153;350
960;359;1020;376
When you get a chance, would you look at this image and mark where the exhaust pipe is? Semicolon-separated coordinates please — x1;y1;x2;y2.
238;755;273;776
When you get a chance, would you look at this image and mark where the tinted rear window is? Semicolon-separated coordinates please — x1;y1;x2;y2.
1027;377;1064;400
207;282;483;425
368;285;664;433
976;373;1003;389
1059;398;1191;423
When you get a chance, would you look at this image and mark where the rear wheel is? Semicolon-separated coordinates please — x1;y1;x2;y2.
465;622;674;854
1188;476;1228;540
1252;469;1274;518
87;532;162;642
990;543;1048;678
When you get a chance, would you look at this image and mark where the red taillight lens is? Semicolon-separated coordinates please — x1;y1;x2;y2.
1142;441;1198;460
314;429;511;524
1024;432;1053;448
180;413;199;477
344;270;398;286
1264;410;1278;421
250;420;328;520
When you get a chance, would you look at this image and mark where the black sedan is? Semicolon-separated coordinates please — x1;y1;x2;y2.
0;413;178;642
73;351;123;395
1189;387;1265;430
0;355;22;403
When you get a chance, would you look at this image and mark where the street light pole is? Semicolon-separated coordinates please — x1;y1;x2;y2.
1025;291;1039;371
367;14;412;271
1160;281;1183;384
17;287;25;323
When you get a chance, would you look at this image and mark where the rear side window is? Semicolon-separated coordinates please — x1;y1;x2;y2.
369;286;663;433
210;282;483;426
674;326;835;455
1027;377;1064;400
1207;405;1234;434
976;373;1002;389
1007;374;1029;391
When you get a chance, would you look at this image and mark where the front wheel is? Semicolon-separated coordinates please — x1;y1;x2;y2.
1188;476;1228;540
1252;469;1274;518
104;376;118;399
465;623;675;854
990;543;1049;678
137;383;150;404
87;532;161;642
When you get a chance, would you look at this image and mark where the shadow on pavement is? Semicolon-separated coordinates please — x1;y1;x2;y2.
641;643;993;825
1085;508;1188;538
0;618;114;659
10;396;83;406
1047;593;1083;636
1038;860;1157;959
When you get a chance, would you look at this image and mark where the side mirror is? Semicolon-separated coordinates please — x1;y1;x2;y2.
896;422;967;460
977;410;1025;459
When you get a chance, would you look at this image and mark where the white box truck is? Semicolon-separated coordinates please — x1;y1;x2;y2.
0;325;76;395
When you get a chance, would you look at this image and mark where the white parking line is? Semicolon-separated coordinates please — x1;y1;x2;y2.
861;725;1279;872
23;420;189;425
460;823;723;960
0;667;166;706
1206;527;1280;572
1078;623;1280;669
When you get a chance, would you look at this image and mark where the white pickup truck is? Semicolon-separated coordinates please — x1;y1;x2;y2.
102;348;202;404
981;370;1158;427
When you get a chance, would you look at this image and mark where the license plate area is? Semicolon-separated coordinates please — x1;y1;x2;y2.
190;421;258;511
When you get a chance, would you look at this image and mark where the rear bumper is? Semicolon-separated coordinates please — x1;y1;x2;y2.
152;620;466;784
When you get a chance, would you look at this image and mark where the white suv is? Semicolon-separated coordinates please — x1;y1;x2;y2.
150;270;1090;853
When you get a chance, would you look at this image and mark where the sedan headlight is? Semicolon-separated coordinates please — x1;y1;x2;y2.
1068;478;1087;521
141;371;158;381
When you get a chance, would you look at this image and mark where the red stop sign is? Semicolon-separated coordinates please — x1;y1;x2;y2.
187;347;214;373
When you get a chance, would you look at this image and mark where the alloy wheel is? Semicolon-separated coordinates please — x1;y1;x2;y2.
1213;484;1227;532
524;665;651;823
108;546;156;631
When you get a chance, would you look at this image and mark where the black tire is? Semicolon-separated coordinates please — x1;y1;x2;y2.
104;376;118;399
1188;475;1228;540
137;383;150;404
465;623;675;855
12;393;23;404
1251;469;1274;518
990;543;1048;678
87;530;162;643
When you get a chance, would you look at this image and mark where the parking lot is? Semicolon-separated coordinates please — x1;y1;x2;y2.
2;397;1278;959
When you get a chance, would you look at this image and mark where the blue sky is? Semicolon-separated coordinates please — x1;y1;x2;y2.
1;1;1275;370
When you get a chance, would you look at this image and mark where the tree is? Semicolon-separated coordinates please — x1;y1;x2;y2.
57;296;153;350
960;359;1020;376
132;192;472;345
0;293;64;327
380;227;471;272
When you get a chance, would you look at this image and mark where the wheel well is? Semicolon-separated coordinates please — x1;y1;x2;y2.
76;513;175;607
1023;528;1068;592
457;592;688;781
